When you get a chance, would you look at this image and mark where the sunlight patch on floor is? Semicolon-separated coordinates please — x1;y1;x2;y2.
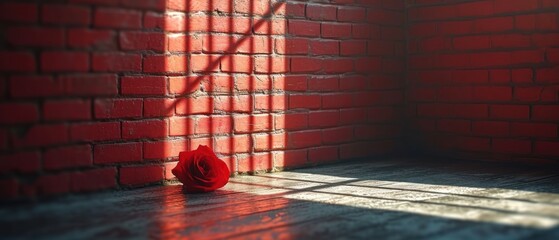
225;172;559;229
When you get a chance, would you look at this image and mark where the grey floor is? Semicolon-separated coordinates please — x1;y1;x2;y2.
1;158;559;239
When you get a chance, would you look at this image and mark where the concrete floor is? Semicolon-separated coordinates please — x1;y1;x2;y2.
1;159;559;239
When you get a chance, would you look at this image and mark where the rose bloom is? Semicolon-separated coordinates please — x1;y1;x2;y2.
172;145;230;193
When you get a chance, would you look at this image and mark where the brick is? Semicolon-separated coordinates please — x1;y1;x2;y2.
68;0;117;6
191;54;221;73
144;98;175;117
254;133;287;151
61;74;118;96
491;34;532;48
120;31;165;51
35;173;71;195
238;153;272;172
338;7;366;22
322;127;354;144
144;54;188;73
234;114;271;133
340;142;371;159
341;40;367;56
490;105;529;119
535;141;559;156
494;0;538;14
0;179;19;199
288;130;322;149
0;51;35;72
220;55;252;73
122;119;168;139
352;24;373;39
43;100;91;121
354;57;381;73
515;14;536;30
322;23;352;39
289;94;321;110
310;40;339;55
214;135;251;154
340;108;368;124
169;117;195;136
0;152;41;174
70;122;120;142
274;149;308;169
472;121;509;136
6;27;65;47
235;75;270;92
169;76;201;95
0;103;39;124
94;142;142;164
12;124;69;148
548;48;559;63
121;76;167;95
10;75;65;98
421;37;451;52
291;57;322;73
175;97;213;115
493;139;531;154
94;8;142;29
42;4;90;25
41;51;89;72
255;56;289;73
273;75;306;91
306;4;337;21
453;35;490;50
368;9;404;25
275;38;308;55
92;53;141;72
168;34;203;52
234;0;270;16
475;17;514;33
44;145;92;170
143;139;188;159
511;123;557;138
455;1;494;17
120;0;166;11
94;98;142;119
189;138;212;151
71;168;117;192
164;161;178;180
309;111;340;128
323;59;354;74
536;67;559;83
514;86;542;102
275;113;308;131
308;76;339;92
253;18;287;35
67;28;117;50
0;2;37;23
309;146;339;163
438;119;471;134
214;95;253;113
533;105;559;121
144;12;185;32
538;11;559;26
289;20;320;37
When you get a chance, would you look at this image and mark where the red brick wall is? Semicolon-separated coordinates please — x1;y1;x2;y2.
407;0;559;163
0;0;405;200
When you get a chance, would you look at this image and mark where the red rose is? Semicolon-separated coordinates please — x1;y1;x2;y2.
171;145;230;193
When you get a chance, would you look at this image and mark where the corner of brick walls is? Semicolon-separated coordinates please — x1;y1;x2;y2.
0;0;406;200
406;0;559;164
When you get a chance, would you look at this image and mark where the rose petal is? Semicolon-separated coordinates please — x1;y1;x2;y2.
171;145;230;193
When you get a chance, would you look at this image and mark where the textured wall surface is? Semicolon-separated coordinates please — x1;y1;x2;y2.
406;0;559;163
0;0;405;200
